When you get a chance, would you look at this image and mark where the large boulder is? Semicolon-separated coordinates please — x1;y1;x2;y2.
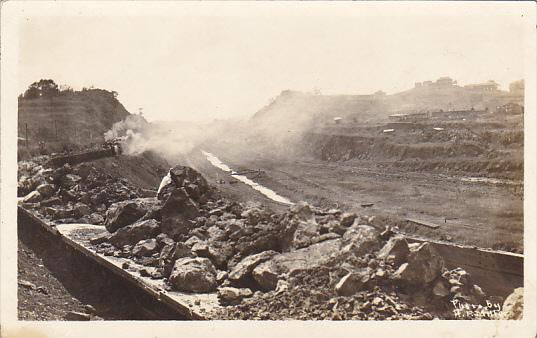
292;220;321;249
251;262;280;291
217;287;253;305
241;207;271;226
392;242;444;285
88;213;105;225
289;202;315;222
30;172;47;191
159;242;192;277
132;238;159;257
432;278;450;298
169;257;217;292
35;183;56;198
193;242;234;270
109;219;161;248
18;176;33;196
59;188;77;203
157;165;209;202
228;250;278;285
335;267;372;296
501;287;523;320
74;203;92;218
339;212;357;228
377;235;410;266
160;188;200;237
341;224;381;257
105;198;160;233
22;190;42;203
252;239;341;290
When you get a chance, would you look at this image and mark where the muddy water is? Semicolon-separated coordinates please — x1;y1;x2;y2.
201;150;294;205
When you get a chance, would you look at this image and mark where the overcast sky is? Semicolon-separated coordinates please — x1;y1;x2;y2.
19;12;525;122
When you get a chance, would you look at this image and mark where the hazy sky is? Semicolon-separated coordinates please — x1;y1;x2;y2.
19;13;525;122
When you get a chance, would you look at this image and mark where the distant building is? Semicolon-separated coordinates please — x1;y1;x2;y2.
464;80;499;92
435;77;456;86
509;80;524;96
415;77;457;88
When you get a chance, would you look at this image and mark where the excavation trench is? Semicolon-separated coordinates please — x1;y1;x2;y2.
18;204;187;320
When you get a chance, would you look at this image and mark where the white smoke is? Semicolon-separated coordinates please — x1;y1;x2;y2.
103;91;320;164
104;114;148;141
103;114;229;162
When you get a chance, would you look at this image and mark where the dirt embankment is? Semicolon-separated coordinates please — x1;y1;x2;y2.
300;117;523;180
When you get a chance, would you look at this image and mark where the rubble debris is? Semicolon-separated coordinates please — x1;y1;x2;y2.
23;190;42;203
17;159;508;320
36;183;56;198
105;198;160;233
228;250;278;286
88;213;105;225
74;202;92;217
377;235;410;266
339;212;356;227
157;165;209;202
217;267;433;320
432;279;450;298
335;268;371;296
132;238;159;257
218;287;253;305
169;257;218;292
341;224;381;257
392;242;444;285
108;219;160;248
89;232;111;245
501;287;523;320
159;243;184;277
18;280;37;290
252;239;341;290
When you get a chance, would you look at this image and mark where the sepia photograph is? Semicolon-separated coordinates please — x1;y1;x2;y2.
1;1;536;337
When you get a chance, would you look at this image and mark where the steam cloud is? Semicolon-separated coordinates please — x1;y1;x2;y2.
103;115;206;161
102;92;320;164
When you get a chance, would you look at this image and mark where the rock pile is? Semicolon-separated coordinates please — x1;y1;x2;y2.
18;160;506;320
18;159;145;225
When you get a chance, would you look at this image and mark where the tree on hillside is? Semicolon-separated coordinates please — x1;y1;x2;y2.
23;79;60;99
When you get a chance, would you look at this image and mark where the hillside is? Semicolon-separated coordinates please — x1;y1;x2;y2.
253;90;386;128
252;78;524;128
18;83;130;147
